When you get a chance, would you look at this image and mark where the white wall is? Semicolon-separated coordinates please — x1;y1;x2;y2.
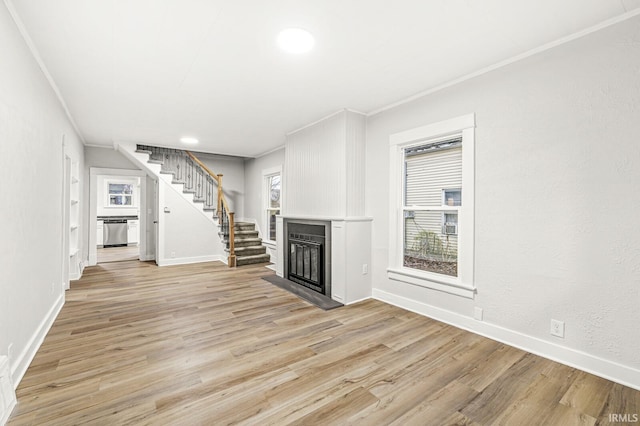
197;152;246;218
366;15;640;387
160;180;224;265
244;148;285;226
0;2;84;387
284;110;366;218
83;146;139;261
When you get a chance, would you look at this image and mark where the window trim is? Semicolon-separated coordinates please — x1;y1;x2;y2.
262;166;282;245
387;113;475;299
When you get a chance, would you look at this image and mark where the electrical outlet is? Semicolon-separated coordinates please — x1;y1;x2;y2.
551;319;565;338
474;307;483;321
170;251;176;258
362;264;368;275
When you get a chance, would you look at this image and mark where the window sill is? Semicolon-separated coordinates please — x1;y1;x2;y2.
387;267;475;299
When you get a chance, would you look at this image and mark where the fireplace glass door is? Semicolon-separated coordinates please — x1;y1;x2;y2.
289;238;323;292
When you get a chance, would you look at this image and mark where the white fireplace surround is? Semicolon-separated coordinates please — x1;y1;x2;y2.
276;216;372;305
275;110;372;304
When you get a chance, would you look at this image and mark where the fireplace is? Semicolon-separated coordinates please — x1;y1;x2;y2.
284;219;331;296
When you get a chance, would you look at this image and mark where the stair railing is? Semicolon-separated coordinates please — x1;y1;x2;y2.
186;151;236;267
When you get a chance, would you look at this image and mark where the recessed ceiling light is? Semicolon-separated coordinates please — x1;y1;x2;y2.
277;28;315;54
180;137;198;145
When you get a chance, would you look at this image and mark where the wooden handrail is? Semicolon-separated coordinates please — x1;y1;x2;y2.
185;150;236;267
186;151;219;184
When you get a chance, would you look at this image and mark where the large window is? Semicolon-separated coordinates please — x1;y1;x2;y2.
264;169;281;243
388;114;475;298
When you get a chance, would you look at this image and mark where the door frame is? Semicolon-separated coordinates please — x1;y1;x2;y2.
88;167;150;266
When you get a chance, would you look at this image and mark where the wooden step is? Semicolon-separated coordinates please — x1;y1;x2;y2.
230;245;267;256
234;222;256;231
219;231;259;240
236;253;271;266
234;230;259;238
230;237;262;248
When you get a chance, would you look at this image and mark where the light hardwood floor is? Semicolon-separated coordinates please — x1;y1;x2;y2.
97;245;139;264
8;261;640;425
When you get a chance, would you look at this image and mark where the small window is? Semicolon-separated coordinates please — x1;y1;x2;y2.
443;189;461;206
443;212;458;235
108;183;133;206
264;169;281;243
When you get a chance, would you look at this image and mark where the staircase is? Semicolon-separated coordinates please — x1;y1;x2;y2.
228;222;271;266
135;145;271;267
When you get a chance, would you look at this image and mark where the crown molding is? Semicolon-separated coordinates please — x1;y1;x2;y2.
3;0;86;143
368;8;640;117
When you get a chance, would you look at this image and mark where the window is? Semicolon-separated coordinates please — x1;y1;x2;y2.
442;189;461;235
443;189;461;206
107;182;133;206
263;168;281;243
388;114;475;298
443;212;458;236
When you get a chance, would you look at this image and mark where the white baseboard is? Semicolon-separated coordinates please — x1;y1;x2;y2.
0;394;15;426
344;296;371;306
373;288;640;391
0;356;16;425
11;293;65;389
158;255;225;267
138;254;155;262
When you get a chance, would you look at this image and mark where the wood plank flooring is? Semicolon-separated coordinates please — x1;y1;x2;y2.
8;261;640;425
97;245;139;263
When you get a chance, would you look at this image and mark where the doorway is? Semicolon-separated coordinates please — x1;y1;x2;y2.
88;168;153;266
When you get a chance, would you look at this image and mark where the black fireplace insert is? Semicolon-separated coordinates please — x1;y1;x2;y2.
284;220;331;296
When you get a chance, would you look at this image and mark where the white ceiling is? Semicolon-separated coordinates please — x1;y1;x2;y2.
8;0;639;157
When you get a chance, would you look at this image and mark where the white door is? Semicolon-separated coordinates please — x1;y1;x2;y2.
154;179;160;265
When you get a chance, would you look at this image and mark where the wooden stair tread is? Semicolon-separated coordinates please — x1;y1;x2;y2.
236;253;271;266
228;237;262;242
233;231;259;236
227;245;267;256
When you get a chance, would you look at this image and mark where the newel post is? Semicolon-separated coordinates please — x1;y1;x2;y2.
228;212;236;267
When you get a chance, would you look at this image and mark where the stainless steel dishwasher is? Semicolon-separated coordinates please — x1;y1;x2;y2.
103;219;128;247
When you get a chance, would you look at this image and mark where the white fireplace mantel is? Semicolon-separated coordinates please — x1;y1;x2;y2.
276;216;372;305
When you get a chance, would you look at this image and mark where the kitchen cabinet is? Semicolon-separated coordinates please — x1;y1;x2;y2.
127;219;139;245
